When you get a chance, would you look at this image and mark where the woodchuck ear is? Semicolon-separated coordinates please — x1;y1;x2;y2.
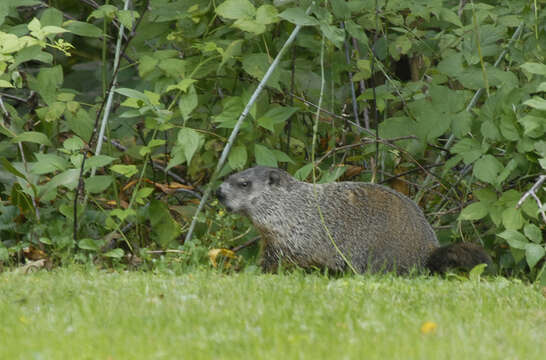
267;169;281;185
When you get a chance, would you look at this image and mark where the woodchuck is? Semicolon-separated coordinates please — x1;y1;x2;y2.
216;166;491;274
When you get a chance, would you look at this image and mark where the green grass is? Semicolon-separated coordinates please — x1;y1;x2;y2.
0;268;544;360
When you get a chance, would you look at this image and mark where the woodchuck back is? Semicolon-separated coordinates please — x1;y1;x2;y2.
216;166;491;274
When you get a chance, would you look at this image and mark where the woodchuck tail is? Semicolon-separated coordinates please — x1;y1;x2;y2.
426;243;492;274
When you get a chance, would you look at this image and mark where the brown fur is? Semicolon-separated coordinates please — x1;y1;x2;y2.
217;166;491;274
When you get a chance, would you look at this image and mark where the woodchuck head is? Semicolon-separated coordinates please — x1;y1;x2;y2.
216;166;293;215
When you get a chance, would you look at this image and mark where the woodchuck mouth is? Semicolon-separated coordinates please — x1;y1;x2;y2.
215;188;234;212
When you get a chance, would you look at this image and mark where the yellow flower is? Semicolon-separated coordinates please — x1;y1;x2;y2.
420;321;437;334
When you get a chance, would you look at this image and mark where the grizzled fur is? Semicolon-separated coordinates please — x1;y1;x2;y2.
217;166;491;274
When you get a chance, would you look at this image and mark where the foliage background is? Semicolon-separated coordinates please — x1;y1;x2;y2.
0;0;544;281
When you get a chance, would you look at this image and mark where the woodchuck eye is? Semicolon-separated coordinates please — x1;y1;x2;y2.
238;181;250;188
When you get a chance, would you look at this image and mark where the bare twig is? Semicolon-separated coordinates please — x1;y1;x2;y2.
516;175;546;223
145;249;185;255
341;22;360;127
231;236;260;253
351;38;370;129
315;135;417;167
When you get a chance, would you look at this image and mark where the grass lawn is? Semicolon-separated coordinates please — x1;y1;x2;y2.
0;268;544;360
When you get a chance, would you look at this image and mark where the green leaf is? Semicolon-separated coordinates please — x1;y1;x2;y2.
254;144;277;167
216;0;256;20
228;145;247;170
502;207;524;230
110;164;138;178
30;153;70;175
14;45;53;66
39;237;52;245
278;8;318;26
0;80;13;88
11;183;36;220
178;85;198;121
459;202;488;221
473;155;503;185
451;112;472;138
166;146;185;171
78;238;100;251
139;55;159;77
88;4;118;20
0;157;28;181
85;175;113;194
63;136;85;151
148;200;181;248
439;7;462;27
523;97;546;111
28;65;63;105
66;108;93;141
497;159;517;185
450;138;484;164
474;188;497;204
257;106;298;132
468;263;487;281
63;20;103;37
117;10;139;29
272;149;295;164
28;17;41;32
103;248;124;258
242;53;280;90
525;244;545;269
518;115;544;138
521;62;546;76
135;187;154;205
498;230;528;249
345;19;368;44
319;22;345;49
177;128;203;165
85;155;116;170
41;25;68;36
115;88;149;103
523;224;543;244
256;5;279;25
330;0;351;19
294;163;313;181
166;78;196;93
481;121;501;141
41;169;80;196
41;7;63;27
318;166;347;184
12;131;53;146
233;18;265;34
499;117;520;141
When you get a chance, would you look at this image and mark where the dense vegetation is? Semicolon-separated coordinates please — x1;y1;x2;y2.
0;0;544;280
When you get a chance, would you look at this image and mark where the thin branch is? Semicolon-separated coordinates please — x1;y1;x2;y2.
341;21;360;126
231;236;260;253
516;175;546;223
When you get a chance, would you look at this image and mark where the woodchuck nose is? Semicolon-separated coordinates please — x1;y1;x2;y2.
216;166;492;274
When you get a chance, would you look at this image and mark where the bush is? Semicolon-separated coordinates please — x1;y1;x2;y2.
0;0;544;280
